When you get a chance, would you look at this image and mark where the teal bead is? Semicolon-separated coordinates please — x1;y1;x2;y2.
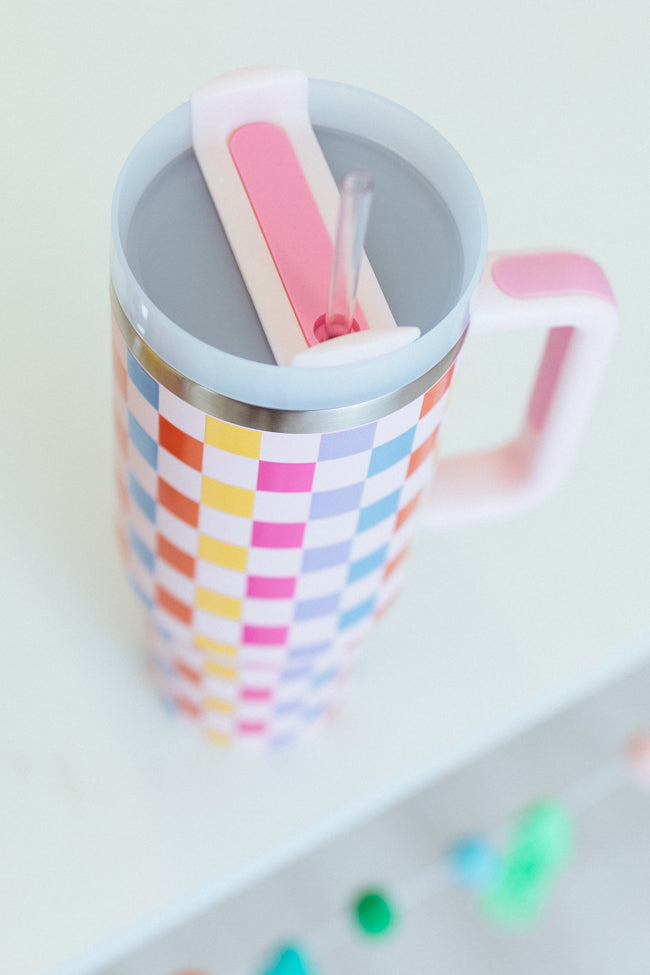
260;945;312;975
449;837;502;890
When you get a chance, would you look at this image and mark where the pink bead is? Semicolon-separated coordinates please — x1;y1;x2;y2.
626;734;650;787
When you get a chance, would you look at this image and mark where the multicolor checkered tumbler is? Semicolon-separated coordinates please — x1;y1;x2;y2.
110;70;617;747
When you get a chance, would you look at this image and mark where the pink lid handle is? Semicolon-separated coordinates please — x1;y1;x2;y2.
228;121;371;347
190;67;413;368
423;250;618;528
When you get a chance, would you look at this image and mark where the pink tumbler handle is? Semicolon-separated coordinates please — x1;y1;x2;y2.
424;250;618;528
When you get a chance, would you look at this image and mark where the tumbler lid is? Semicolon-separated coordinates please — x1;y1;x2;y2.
110;76;487;411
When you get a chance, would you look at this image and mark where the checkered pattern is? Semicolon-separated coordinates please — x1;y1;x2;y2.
113;314;456;747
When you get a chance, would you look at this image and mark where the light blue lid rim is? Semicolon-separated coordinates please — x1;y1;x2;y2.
111;283;467;432
110;78;488;413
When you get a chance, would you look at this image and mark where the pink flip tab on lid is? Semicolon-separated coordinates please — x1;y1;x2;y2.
191;67;420;367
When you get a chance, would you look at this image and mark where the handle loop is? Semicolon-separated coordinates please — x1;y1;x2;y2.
423;250;618;528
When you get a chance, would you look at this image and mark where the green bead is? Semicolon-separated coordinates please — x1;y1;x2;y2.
481;800;573;926
513;801;573;871
353;890;395;935
481;856;551;925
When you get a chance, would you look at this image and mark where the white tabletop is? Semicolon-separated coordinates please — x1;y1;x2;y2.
2;3;649;974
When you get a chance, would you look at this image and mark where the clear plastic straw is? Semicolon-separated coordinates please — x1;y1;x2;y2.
325;170;375;338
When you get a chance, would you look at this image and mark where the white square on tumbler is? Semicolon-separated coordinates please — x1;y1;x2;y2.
377;562;408;612
158;447;203;500
341;571;383;610
114;392;127;430
239;648;287;671
361;461;409;506
252;491;312;523
173;638;203;672
238;693;273;717
204;676;238;702
128;501;156;551
196;561;246;599
128;442;158;497
259;431;321;463
289;616;338;648
400;464;430;506
171;679;201;708
372;399;421;444
386;521;416;564
349;520;393;561
156;506;199;557
270;713;301;740
129;552;154;600
295;564;348;599
127;381;159;441
275;678;309;706
203;444;259;489
194;611;240;645
302;510;359;548
199;507;253;547
311;452;371;491
238;667;276;692
156;559;196;605
155;607;193;646
241;598;295;626
158;385;207;440
337;613;374;647
204;712;232;737
152;610;192;644
413;396;446;446
246;546;303;576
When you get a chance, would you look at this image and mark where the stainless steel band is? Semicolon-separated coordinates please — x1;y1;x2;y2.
111;284;467;434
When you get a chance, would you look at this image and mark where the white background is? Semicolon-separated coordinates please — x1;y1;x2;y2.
2;2;649;974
